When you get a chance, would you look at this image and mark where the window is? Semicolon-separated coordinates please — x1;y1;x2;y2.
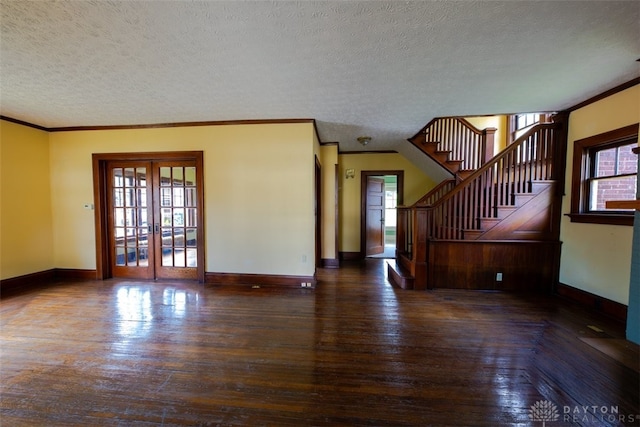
515;113;540;130
569;123;639;225
587;143;637;211
508;113;553;144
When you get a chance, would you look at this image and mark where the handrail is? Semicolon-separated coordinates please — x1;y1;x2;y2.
409;116;484;140
409;117;497;171
411;179;456;207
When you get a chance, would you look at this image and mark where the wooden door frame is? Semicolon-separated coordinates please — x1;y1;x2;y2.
360;170;404;259
92;151;205;282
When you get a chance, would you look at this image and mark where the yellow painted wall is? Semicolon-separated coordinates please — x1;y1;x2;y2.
320;144;338;260
560;85;640;304
48;123;317;277
338;152;436;253
465;115;508;154
0;121;54;279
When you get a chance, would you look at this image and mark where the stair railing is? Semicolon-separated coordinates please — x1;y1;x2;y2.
397;119;564;259
397;179;456;257
410;117;497;172
415;179;456;206
427;121;563;240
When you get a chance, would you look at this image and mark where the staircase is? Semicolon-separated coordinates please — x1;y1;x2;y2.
409;117;497;179
389;114;568;292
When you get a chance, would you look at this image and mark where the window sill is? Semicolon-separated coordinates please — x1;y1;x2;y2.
566;213;634;226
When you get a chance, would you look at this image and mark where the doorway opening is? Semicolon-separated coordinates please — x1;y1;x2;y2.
361;171;404;259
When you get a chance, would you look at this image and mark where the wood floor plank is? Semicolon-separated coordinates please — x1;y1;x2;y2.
1;259;638;426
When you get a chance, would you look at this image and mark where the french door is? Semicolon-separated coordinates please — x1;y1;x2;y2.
94;152;204;281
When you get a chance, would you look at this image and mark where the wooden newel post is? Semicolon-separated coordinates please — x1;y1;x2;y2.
396;207;408;255
482;128;497;165
413;206;430;290
551;112;569;183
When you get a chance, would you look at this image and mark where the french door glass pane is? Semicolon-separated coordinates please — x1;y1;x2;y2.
126;247;137;266
138;248;148;267
185;167;196;186
114;227;125;239
185;188;196;206
138;208;147;227
115;247;125;266
138;228;148;247
173;167;183;185
162;247;173;267
114;189;124;207
174;228;185;246
173;188;184;207
124;168;135;187
186;248;197;267
125;209;135;226
173;208;184;226
161;188;171;207
137;188;147;209
186;228;197;247
125;189;135;207
174;249;186;267
162;228;172;247
160;167;171;186
161;208;172;226
186;208;197;227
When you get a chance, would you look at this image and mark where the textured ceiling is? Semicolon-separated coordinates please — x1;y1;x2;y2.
1;1;639;161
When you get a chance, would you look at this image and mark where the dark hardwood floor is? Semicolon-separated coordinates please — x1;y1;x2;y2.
1;259;638;426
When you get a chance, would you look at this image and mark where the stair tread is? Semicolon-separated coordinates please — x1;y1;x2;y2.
386;260;414;290
387;259;412;277
480;217;501;223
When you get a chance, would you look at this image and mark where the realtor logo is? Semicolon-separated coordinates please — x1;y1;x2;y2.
529;400;559;426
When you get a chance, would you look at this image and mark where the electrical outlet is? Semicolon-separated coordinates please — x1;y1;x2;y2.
496;272;503;282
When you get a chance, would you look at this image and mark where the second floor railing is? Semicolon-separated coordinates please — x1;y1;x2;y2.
410;117;496;172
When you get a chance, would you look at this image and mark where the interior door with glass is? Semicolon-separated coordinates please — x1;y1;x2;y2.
154;161;199;280
109;162;154;279
107;159;201;281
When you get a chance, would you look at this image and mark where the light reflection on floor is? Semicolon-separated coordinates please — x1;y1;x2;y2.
113;284;201;347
